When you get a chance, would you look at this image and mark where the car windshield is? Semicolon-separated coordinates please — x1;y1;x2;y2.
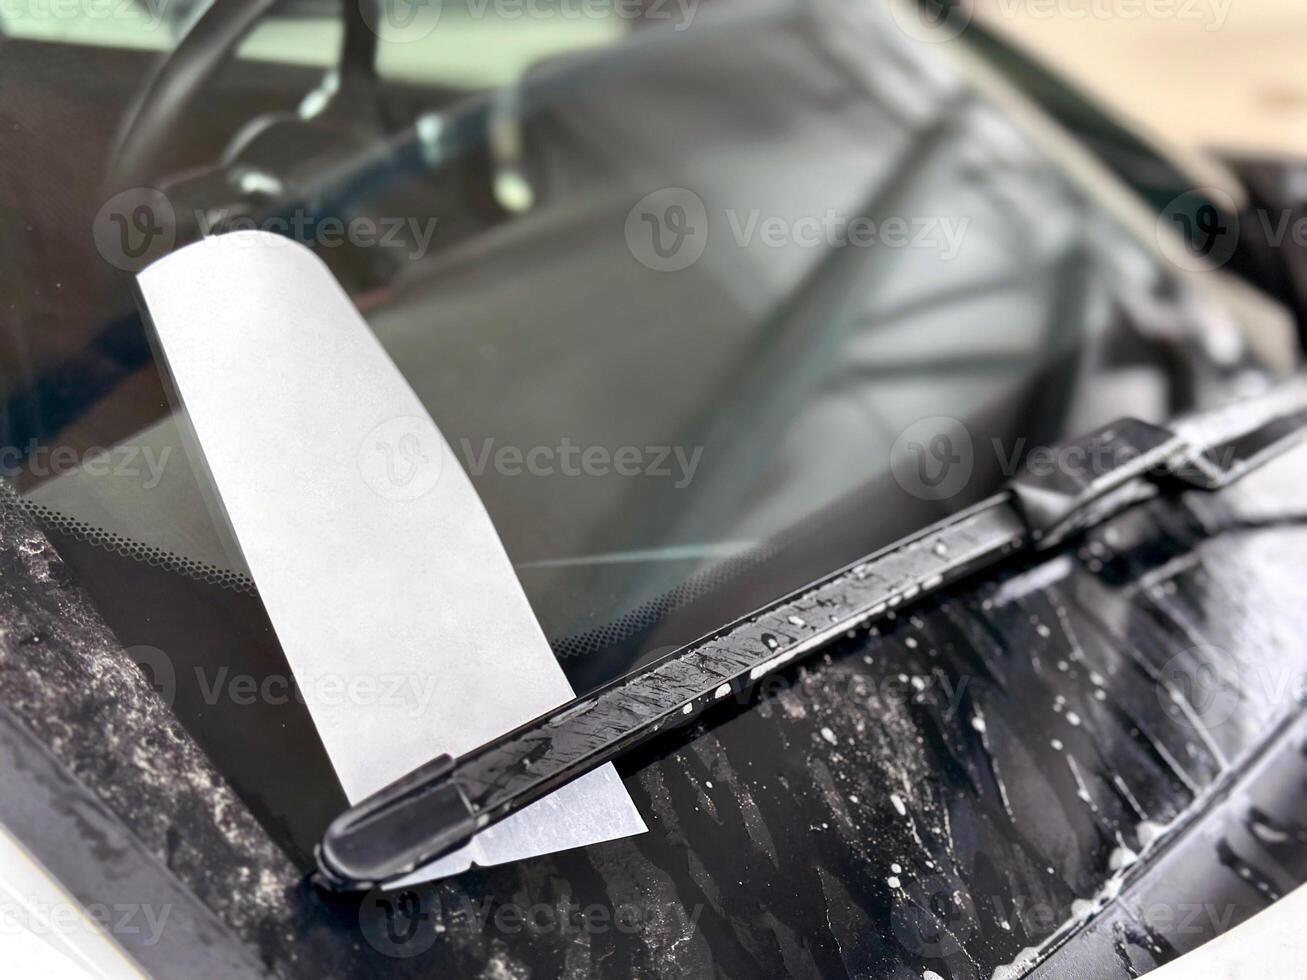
0;0;1256;860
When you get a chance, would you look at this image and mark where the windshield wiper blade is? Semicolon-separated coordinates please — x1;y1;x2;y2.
315;378;1307;891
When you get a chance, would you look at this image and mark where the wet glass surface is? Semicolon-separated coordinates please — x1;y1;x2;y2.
0;2;1266;860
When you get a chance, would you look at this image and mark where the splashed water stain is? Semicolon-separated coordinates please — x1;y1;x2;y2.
11;447;1307;978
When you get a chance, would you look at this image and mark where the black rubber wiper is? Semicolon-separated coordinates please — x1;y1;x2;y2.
315;378;1307;891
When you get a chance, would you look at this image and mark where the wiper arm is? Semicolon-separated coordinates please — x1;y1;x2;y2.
315;378;1307;891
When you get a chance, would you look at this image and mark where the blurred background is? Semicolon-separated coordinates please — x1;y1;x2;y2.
974;0;1307;156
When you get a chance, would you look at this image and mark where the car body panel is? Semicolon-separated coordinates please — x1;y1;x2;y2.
4;439;1307;978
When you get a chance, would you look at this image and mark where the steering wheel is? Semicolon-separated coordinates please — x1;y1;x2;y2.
110;0;382;188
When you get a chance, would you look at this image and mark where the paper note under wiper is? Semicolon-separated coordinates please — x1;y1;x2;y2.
136;232;645;884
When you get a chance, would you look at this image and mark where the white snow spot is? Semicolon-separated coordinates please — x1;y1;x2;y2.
1109;843;1138;871
1137;820;1169;847
991;946;1043;980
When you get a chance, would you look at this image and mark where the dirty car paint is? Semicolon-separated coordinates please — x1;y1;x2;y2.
4;448;1307;977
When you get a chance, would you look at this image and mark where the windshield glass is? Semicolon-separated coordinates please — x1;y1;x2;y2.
0;0;1249;861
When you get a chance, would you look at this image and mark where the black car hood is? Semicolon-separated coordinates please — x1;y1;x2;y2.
4;427;1307;978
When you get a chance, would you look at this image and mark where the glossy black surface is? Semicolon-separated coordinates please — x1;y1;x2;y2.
5;439;1307;977
318;384;1307;891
